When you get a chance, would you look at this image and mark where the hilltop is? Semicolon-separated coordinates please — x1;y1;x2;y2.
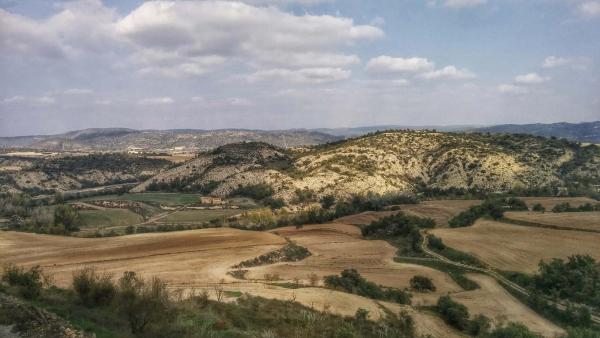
473;121;600;143
0;128;340;152
134;130;600;202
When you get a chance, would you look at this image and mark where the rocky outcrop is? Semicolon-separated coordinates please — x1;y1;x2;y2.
0;293;93;338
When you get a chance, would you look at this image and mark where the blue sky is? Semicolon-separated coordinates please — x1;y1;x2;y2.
0;0;599;136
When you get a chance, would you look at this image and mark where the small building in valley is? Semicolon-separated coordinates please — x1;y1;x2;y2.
200;196;224;205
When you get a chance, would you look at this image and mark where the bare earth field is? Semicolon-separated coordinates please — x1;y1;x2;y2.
520;196;598;210
504;211;600;232
452;274;563;337
431;219;600;273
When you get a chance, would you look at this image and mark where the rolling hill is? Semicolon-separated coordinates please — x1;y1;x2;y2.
133;130;600;202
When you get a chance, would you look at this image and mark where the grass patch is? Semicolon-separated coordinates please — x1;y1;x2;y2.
78;193;207;206
162;209;240;223
395;257;479;291
79;209;143;229
224;290;242;298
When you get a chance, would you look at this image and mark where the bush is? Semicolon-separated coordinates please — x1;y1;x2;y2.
437;295;470;330
72;268;116;307
116;271;174;335
428;235;445;251
264;197;285;209
488;322;541;338
1;264;43;299
532;203;545;212
409;275;436;292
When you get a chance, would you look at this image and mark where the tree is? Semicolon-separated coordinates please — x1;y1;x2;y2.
54;204;80;232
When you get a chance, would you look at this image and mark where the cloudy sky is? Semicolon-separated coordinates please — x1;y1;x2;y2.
0;0;599;136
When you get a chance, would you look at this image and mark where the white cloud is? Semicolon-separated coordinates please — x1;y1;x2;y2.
116;1;382;77
247;67;351;83
542;56;571;68
138;97;174;105
227;97;254;106
497;84;528;95
366;56;434;74
95;99;112;105
429;0;487;8
63;88;93;95
514;72;550;84
577;1;600;18
366;56;475;81
420;65;476;80
1;95;56;104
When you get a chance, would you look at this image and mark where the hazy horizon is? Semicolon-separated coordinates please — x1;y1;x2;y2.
1;0;599;137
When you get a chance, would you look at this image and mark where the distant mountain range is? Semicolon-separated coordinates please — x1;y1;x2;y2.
472;121;600;143
0;128;341;152
0;121;598;151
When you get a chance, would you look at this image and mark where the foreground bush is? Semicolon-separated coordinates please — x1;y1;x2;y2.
72;268;116;307
1;264;44;299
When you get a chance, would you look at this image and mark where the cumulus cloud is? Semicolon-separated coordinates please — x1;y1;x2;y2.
138;97;174;105
366;56;434;74
542;56;571;68
420;65;476;80
577;1;600;18
247;67;351;83
116;1;382;78
497;84;528;95
366;56;475;81
1;95;56;104
514;73;550;84
429;0;487;8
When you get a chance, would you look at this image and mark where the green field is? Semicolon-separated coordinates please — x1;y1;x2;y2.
78;193;206;206
79;209;143;229
162;209;240;223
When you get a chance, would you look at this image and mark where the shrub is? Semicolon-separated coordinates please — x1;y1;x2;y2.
231;184;273;200
320;195;336;209
116;271;174;335
428;235;446;251
72;268;116;307
409;275;436;292
488;322;541;338
437;295;470;330
1;264;43;299
532;203;545;212
264;197;285;209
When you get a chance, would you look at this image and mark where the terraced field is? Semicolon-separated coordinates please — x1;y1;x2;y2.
79;209;144;229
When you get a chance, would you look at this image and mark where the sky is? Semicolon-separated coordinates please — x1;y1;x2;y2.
0;0;599;136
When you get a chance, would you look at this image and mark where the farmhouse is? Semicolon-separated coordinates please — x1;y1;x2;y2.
200;196;223;205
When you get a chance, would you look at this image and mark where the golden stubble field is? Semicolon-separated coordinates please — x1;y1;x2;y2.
431;218;600;273
504;211;600;232
0;219;564;337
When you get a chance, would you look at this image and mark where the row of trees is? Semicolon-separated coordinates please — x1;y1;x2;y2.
448;197;528;228
324;269;412;305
